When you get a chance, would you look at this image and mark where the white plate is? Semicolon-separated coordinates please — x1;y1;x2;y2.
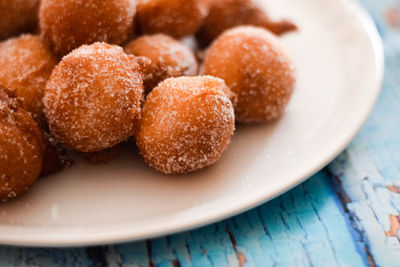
0;0;383;247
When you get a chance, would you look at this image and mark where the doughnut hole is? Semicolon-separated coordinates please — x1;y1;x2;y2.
124;34;198;93
201;26;296;122
196;0;297;47
40;0;136;57
0;87;44;202
0;35;57;125
44;43;144;152
0;0;40;40
136;0;208;38
137;76;235;174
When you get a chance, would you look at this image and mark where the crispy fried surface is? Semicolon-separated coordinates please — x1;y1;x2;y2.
0;35;57;125
125;34;198;93
201;26;296;122
137;76;235;174
196;0;297;47
44;43;144;152
136;0;208;38
40;0;136;57
0;87;44;202
0;0;40;40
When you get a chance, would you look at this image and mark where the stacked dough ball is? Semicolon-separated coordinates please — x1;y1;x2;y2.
0;0;297;201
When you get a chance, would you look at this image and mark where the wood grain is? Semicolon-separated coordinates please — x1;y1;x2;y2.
0;0;399;266
0;174;367;266
327;1;400;265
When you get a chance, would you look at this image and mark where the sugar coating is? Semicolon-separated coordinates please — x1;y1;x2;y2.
0;88;44;202
196;0;298;47
136;0;208;38
40;0;136;57
0;0;40;40
0;35;57;125
137;76;235;174
124;34;198;93
201;26;296;122
44;43;144;152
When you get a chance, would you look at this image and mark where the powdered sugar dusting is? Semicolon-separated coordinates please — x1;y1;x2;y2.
136;0;208;38
0;88;44;202
137;76;235;174
44;42;144;152
0;34;57;124
201;26;296;122
196;0;298;47
40;0;136;56
124;34;198;92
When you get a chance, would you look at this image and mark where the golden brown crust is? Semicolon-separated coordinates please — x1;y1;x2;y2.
201;26;296;122
40;0;136;57
0;0;40;40
0;35;57;125
196;0;297;47
136;0;208;38
137;76;235;174
0;86;44;202
124;34;198;93
44;43;144;152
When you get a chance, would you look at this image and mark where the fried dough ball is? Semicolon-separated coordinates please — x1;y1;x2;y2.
201;26;295;122
0;35;57;125
0;87;44;202
0;0;40;40
137;76;235;174
124;34;198;93
40;0;136;57
196;0;297;47
44;43;144;152
136;0;208;38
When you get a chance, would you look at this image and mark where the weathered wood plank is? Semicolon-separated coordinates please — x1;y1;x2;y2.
328;0;400;266
0;0;396;266
0;173;367;266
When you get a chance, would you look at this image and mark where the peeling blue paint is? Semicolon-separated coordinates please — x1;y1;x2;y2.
1;0;399;266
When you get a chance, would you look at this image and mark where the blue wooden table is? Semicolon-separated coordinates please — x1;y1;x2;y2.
1;0;400;266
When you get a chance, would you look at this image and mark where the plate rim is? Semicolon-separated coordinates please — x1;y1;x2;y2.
1;0;384;247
